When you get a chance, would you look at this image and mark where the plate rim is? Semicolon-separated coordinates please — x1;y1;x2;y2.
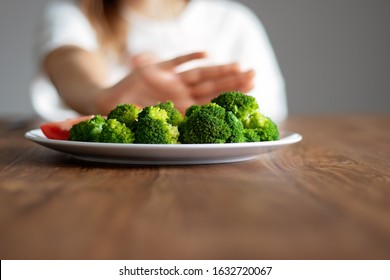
25;129;302;149
24;129;302;165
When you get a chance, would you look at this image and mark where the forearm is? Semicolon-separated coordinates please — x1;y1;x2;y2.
44;46;113;115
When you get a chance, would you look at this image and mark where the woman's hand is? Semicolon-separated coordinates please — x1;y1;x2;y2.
102;52;255;114
45;47;254;115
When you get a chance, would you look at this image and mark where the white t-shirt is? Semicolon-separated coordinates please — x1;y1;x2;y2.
32;0;288;122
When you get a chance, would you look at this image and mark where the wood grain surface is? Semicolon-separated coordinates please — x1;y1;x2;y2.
0;114;389;259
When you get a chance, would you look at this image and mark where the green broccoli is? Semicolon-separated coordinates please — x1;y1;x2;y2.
67;93;278;144
211;91;259;121
225;111;246;143
212;91;279;141
99;119;135;143
184;104;202;117
243;129;261;142
134;106;179;144
107;103;141;129
242;111;279;141
179;103;245;144
155;101;183;126
69;115;106;142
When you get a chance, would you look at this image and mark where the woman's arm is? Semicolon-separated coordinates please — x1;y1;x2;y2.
44;46;110;115
45;47;255;115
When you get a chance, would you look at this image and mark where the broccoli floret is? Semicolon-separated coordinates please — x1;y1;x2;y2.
211;91;259;121
69;115;106;142
225;111;245;143
243;111;279;141
107;104;141;129
155;101;183;126
212;91;279;141
134;106;179;144
185;104;202;117
179;103;245;144
99;119;135;143
243;129;261;142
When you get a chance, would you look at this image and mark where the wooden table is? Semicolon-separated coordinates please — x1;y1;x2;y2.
1;114;389;260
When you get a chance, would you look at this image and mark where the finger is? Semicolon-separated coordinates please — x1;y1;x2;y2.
135;66;193;103
190;70;255;98
159;52;207;69
139;65;188;93
179;63;240;85
237;80;255;93
131;52;160;68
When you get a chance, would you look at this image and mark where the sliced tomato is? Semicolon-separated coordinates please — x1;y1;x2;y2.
40;115;94;140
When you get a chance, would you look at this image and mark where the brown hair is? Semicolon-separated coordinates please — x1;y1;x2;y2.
80;0;128;58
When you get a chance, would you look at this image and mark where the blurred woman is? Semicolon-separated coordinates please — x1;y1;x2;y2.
31;0;287;121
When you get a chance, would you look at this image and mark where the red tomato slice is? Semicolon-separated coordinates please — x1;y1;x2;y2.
40;115;94;140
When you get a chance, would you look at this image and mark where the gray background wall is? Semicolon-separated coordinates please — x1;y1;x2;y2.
0;0;389;116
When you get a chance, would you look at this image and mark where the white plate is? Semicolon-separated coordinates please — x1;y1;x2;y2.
25;129;302;165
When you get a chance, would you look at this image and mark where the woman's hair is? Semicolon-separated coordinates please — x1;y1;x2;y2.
80;0;128;57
